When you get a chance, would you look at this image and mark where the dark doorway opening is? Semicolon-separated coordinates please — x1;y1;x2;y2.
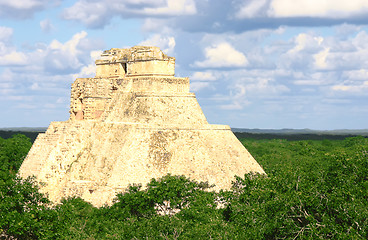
121;63;127;75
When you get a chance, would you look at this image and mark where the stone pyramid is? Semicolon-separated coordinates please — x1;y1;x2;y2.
19;46;265;207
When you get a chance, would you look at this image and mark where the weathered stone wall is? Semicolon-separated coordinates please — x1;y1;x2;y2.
96;63;126;78
95;46;175;78
118;76;189;93
127;59;175;76
69;78;116;120
70;76;189;121
101;92;208;125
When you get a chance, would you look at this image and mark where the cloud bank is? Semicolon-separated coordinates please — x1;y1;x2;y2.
1;0;368;129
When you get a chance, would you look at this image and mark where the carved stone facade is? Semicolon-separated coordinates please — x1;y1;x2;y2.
19;46;265;207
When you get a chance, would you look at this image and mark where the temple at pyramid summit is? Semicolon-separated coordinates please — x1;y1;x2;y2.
19;46;265;207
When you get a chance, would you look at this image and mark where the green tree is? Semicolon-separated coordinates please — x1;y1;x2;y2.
0;176;50;239
225;136;368;239
0;134;32;174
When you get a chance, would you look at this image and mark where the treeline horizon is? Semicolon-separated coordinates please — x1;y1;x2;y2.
233;132;368;141
1;129;367;143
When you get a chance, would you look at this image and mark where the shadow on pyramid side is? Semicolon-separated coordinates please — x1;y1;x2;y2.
19;46;265;207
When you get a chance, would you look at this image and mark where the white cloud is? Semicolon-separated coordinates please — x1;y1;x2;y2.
291;33;323;52
352;31;368;49
219;84;252;110
235;0;268;18
0;0;44;9
194;42;248;68
142;18;168;32
335;23;362;38
62;0;196;28
191;71;217;81
40;19;54;33
343;69;368;81
0;26;13;41
0;0;51;19
331;82;368;95
189;71;218;91
62;1;109;28
313;47;330;69
30;82;39;90
278;33;324;69
292;72;337;86
190;82;211;92
182;25;368;127
140;34;176;55
220;102;247;110
214;69;290;111
42;31;98;74
0;27;28;66
269;0;368;18
0;51;27;65
140;0;196;16
294;80;324;86
73;50;102;79
51;31;88;54
2;0;368;129
308;30;368;71
0;81;14;95
0;30;102;111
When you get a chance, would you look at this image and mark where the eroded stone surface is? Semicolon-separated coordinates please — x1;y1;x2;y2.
19;46;265;207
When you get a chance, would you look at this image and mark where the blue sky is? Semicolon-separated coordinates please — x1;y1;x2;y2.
1;0;368;130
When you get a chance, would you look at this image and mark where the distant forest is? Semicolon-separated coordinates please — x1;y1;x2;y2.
0;131;42;142
0;129;366;143
232;132;366;141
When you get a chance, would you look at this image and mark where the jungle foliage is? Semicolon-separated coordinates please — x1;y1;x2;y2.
0;134;367;239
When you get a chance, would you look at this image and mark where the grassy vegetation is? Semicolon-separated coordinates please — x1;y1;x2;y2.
0;134;367;239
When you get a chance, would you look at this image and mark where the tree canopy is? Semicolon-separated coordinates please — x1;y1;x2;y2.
0;134;367;239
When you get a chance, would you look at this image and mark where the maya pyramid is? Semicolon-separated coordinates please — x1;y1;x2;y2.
19;46;265;207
